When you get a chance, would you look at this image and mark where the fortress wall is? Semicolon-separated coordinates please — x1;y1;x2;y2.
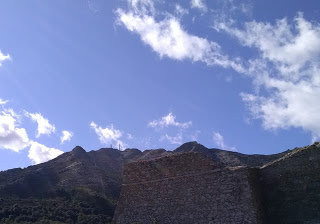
123;153;221;183
261;143;320;224
113;153;265;224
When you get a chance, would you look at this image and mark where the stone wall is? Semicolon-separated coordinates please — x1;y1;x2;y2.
113;153;265;224
260;142;320;224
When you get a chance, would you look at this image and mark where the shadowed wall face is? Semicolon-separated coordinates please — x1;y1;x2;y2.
113;153;265;224
261;143;320;224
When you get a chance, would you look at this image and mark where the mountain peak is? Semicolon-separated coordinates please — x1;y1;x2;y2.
71;146;86;154
174;141;207;153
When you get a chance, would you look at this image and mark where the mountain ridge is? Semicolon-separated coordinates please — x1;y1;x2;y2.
0;142;302;223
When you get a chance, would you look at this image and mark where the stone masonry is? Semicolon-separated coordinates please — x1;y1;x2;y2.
113;153;265;224
260;142;320;224
113;142;320;224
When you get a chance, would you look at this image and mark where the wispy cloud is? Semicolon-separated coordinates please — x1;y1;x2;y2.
0;108;29;152
28;141;63;164
26;112;56;138
0;50;11;66
127;133;134;140
117;1;320;142
162;133;183;145
88;0;103;14
148;112;192;145
0;99;69;165
148;112;192;129
190;0;207;12
215;13;320;141
214;13;320;75
175;4;189;18
211;0;253;22
0;99;9;105
213;132;236;151
90;122;127;149
60;130;73;144
191;130;201;141
116;0;245;73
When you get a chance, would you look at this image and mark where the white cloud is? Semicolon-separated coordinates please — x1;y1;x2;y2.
175;4;189;17
215;13;320;78
148;112;192;129
88;0;99;13
90;122;127;149
117;10;211;61
60;130;73;144
216;13;320;142
213;132;236;151
210;0;253;25
129;0;155;15
116;0;245;73
0;100;69;167
127;133;134;140
191;0;207;12
141;137;152;148
0;109;29;152
0;50;11;66
191;130;201;141
149;113;193;145
0;99;9;105
26;112;56;138
162;133;183;145
117;1;320;142
28;141;63;165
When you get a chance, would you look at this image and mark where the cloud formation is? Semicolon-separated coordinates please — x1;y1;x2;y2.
0;50;11;66
148;112;192;129
0;99;69;166
149;112;193;145
213;132;236;151
60;130;73;144
117;2;320;142
211;0;253;21
0;99;9;105
27;112;56;138
0;109;29;152
127;133;134;140
90;122;127;149
191;0;207;12
162;133;183;145
116;0;245;73
215;13;320;141
28;141;63;164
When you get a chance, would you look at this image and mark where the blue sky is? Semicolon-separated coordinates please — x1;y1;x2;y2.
0;0;320;171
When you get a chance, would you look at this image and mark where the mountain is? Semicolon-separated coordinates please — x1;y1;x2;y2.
174;141;289;167
0;146;134;224
0;142;292;223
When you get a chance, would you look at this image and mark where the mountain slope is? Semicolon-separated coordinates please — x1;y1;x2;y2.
0;142;291;223
173;141;289;167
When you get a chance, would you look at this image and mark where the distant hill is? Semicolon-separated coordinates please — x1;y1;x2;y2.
0;142;292;223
